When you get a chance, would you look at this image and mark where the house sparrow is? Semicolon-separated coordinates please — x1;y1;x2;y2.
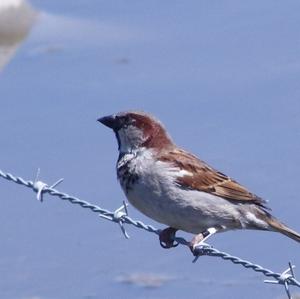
98;111;300;251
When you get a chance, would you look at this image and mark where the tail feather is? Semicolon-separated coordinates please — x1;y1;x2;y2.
267;217;300;243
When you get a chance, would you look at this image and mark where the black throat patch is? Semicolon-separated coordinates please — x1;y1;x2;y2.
116;152;139;193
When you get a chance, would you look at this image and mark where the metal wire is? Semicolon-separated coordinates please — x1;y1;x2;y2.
0;168;299;298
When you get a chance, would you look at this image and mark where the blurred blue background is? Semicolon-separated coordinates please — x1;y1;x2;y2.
0;1;300;298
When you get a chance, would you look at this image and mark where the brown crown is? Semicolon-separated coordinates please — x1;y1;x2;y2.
127;112;174;150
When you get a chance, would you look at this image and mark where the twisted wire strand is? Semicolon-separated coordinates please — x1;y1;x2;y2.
1;168;299;293
0;170;34;188
197;246;300;287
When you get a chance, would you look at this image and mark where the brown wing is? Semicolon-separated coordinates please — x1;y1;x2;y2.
158;149;269;209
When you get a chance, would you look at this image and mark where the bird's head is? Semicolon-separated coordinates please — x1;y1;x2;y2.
98;111;173;153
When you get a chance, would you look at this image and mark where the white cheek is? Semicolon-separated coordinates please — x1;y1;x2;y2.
118;126;145;153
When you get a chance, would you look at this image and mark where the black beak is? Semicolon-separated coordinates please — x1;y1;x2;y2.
97;115;119;130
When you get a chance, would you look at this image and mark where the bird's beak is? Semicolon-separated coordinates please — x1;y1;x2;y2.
97;115;119;130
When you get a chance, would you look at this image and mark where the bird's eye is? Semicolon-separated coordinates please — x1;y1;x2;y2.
122;116;132;128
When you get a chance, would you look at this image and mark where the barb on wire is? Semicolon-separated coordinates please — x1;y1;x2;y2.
0;168;299;299
99;200;130;239
264;262;296;299
33;168;64;201
192;243;300;298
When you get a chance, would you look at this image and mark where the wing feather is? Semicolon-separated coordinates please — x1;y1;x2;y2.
158;149;269;209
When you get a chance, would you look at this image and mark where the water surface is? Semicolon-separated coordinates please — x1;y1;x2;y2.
1;1;300;298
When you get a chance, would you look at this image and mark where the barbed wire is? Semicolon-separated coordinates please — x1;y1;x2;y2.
0;168;299;299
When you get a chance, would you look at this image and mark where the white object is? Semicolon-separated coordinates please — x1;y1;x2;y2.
0;0;37;70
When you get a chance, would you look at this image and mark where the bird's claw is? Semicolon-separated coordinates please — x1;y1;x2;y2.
189;233;205;255
160;240;179;248
159;227;178;249
189;227;219;255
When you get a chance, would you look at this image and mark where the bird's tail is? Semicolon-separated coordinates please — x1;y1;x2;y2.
266;216;300;243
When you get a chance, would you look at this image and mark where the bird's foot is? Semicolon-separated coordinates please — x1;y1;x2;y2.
189;227;218;255
159;227;178;249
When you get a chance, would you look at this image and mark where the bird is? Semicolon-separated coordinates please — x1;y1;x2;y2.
98;111;300;252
